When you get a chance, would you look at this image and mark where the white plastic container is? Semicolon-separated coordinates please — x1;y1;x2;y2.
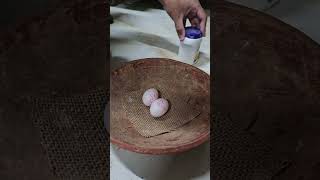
178;26;203;65
111;145;174;180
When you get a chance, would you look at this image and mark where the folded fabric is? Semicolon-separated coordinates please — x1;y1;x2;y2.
121;89;201;137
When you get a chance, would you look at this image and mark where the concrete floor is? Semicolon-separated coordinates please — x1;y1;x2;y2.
227;0;320;43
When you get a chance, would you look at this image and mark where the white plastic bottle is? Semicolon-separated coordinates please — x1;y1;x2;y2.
178;26;203;65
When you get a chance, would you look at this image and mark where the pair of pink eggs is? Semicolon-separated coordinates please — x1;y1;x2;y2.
142;88;169;118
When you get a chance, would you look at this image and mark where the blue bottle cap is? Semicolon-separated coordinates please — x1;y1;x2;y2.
185;26;202;39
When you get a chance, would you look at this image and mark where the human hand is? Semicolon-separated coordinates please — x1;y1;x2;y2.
159;0;207;41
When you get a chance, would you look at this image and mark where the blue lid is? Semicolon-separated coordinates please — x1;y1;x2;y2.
185;26;202;39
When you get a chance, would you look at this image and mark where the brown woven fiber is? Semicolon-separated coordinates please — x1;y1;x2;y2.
0;0;109;179
30;88;108;179
209;1;320;179
211;113;290;180
210;1;291;179
121;87;201;137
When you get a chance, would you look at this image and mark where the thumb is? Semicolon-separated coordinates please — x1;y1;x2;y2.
199;15;207;37
198;9;207;36
174;16;185;41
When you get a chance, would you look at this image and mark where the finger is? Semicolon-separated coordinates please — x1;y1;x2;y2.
199;16;207;37
174;16;185;41
189;17;200;28
187;9;198;27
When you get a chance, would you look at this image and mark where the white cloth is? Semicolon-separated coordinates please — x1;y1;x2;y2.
110;6;210;74
110;6;210;180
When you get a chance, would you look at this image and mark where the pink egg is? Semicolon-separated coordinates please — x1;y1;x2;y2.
142;88;159;106
150;98;169;118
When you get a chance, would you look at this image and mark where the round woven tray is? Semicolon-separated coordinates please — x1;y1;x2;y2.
110;58;210;155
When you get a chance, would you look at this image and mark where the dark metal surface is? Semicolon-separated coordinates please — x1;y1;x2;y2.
213;1;320;179
0;0;108;179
